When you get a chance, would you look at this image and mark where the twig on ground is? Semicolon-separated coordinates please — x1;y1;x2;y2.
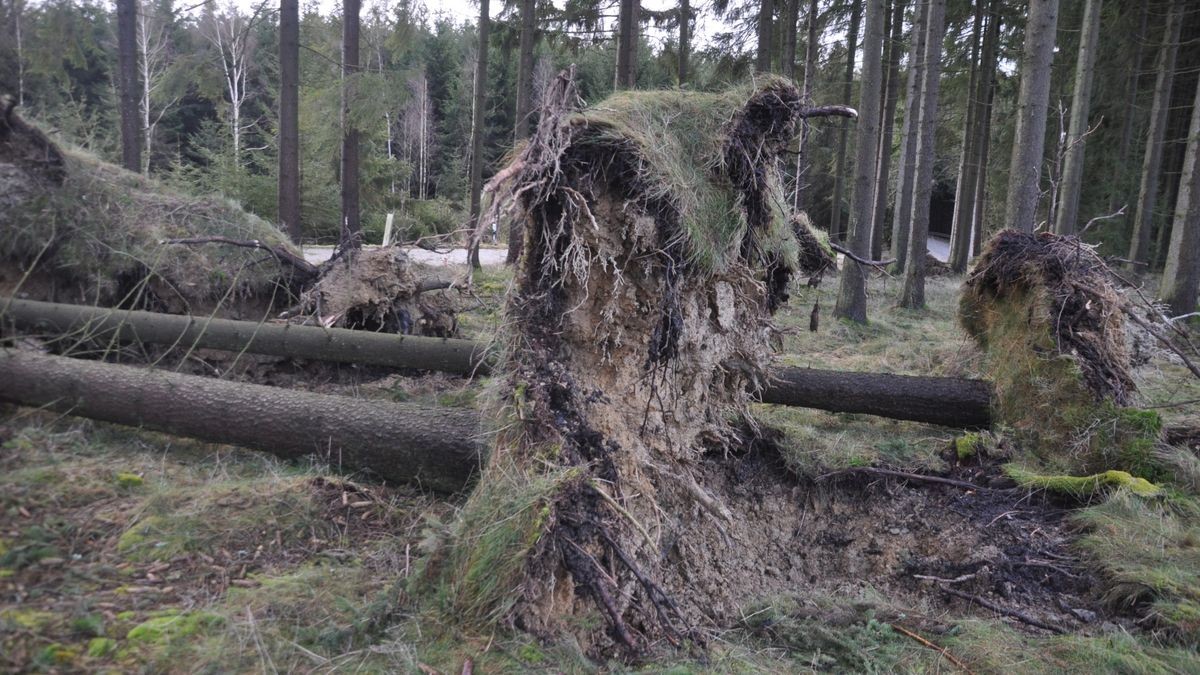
817;466;1001;492
891;624;975;674
938;586;1067;634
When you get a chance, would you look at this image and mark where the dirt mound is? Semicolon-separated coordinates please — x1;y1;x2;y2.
0;105;298;315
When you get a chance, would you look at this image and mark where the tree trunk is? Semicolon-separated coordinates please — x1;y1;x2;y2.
2;298;996;427
615;0;637;89
468;0;491;270
780;0;798;79
1129;0;1183;267
793;0;820;211
678;0;690;84
0;349;484;493
834;0;885;323
1160;70;1200;316
117;0;141;173
948;1;984;272
1003;0;1060;233
278;0;302;244
756;0;774;73
340;0;362;250
969;2;1000;258
1;298;491;376
514;0;536;140
890;0;928;272
900;0;946;309
1111;2;1149;214
761;366;992;428
1052;0;1102;236
830;0;863;242
870;0;905;261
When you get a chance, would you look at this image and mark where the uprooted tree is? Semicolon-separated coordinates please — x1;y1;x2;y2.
418;73;846;655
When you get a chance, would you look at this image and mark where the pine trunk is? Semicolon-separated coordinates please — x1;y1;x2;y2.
615;0;637;88
1160;72;1200;316
1003;0;1060;233
948;1;984;272
870;0;905;261
793;0;820;211
834;0;885;323
0;350;484;493
514;0;536;140
830;0;863;242
678;0;690;84
969;1;1000;257
1052;0;1102;236
278;0;302;244
117;0;141;173
756;0;774;73
890;0;929;272
468;0;491;270
1111;3;1149;213
900;0;946;309
340;0;362;249
1129;0;1183;267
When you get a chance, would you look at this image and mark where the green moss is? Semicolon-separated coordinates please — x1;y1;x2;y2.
955;433;983;460
87;637;118;657
37;643;81;666
1005;465;1162;498
70;613;105;637
126;610;223;643
0;608;59;630
115;471;144;488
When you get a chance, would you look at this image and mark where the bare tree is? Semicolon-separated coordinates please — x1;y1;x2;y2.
834;0;885;323
468;0;491;268
278;0;301;243
899;0;945;309
1128;0;1183;267
1003;0;1060;233
1052;0;1102;236
117;0;141;172
136;0;177;175
890;0;929;271
793;0;820;211
403;71;433;201
340;0;362;249
870;0;904;261
1160;68;1200;317
829;0;862;242
200;1;260;161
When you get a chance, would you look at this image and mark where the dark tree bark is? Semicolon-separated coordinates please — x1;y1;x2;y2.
117;0;141;173
615;0;638;88
890;0;928;272
830;0;863;242
761;367;992;428
0;298;491;375
1111;2;1149;214
1160;69;1200;316
278;0;301;244
970;7;1000;257
793;0;820;211
780;0;798;79
0;350;485;492
468;0;491;270
756;0;774;72
1053;0;1102;236
834;0;885;323
900;0;946;309
678;0;690;84
1004;0;1060;233
340;0;362;249
870;0;905;261
948;0;984;272
1129;0;1183;267
514;0;536;140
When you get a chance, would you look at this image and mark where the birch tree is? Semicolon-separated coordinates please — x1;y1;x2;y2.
200;1;259;161
136;0;177;174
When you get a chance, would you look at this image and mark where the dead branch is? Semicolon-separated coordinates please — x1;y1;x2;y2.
797;104;858;119
817;466;1003;492
162;236;318;279
938;586;1067;634
1079;204;1126;236
1121;307;1200;380
830;242;896;269
890;624;976;674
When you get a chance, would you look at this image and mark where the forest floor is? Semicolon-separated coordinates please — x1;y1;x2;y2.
3;269;1200;673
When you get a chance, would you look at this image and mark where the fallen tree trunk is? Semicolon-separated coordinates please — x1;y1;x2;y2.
761;367;993;428
0;349;484;492
1;297;996;428
1;298;490;375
